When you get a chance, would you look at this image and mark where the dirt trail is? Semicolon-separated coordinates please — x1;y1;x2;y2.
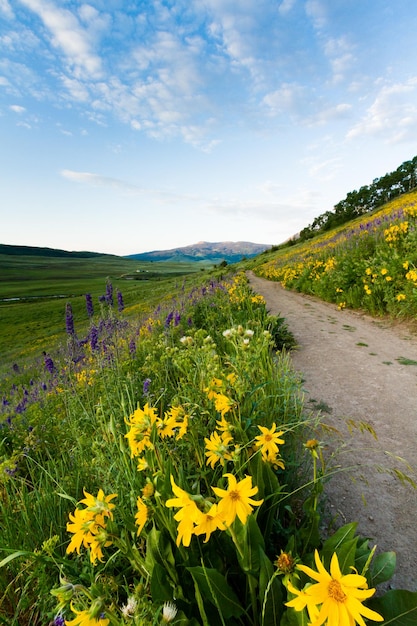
247;272;417;591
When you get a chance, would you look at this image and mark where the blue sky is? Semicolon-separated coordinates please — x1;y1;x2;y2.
1;0;417;256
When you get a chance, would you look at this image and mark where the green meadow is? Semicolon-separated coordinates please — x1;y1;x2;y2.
1;218;416;625
0;252;208;371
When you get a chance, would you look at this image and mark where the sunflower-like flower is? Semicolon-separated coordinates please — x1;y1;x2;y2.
213;392;235;417
193;503;226;543
135;496;149;536
204;430;233;468
286;550;384;626
254;423;285;464
165;476;203;546
65;601;109;626
125;403;158;457
157;405;189;439
66;490;116;565
212;473;263;526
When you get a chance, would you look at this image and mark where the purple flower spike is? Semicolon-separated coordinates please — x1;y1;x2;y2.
90;325;99;351
44;353;55;374
85;293;94;318
65;303;75;336
143;378;151;395
129;338;136;356
117;289;125;312
105;281;114;307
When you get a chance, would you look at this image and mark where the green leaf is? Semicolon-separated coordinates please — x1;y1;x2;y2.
280;606;309;626
0;550;29;568
187;566;244;620
150;562;173;603
235;514;265;575
368;589;417;625
259;548;283;626
322;522;358;553
370;552;396;586
321;523;358;571
145;526;177;582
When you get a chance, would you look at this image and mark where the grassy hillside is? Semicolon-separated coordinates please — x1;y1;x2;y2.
0;251;207;372
245;189;417;324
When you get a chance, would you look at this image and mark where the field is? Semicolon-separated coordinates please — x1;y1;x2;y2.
1;233;416;625
0;253;209;371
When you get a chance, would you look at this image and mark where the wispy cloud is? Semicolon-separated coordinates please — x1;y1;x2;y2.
347;78;417;143
60;169;198;203
9;104;26;113
0;0;13;18
19;0;103;79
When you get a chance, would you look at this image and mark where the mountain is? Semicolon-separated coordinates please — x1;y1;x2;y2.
0;243;115;259
126;241;271;263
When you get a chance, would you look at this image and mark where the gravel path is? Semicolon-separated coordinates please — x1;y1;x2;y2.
247;272;417;591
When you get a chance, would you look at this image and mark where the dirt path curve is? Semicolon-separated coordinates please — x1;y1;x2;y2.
247;272;417;591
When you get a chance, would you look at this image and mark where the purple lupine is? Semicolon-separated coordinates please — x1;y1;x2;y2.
105;281;113;307
54;616;65;626
174;311;181;326
90;325;99;351
85;293;94;318
43;353;55;374
143;378;151;396
65;303;75;336
117;289;125;312
165;311;174;327
129;338;136;357
12;363;19;373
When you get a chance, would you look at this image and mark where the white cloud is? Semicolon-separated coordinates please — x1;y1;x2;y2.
305;0;327;30
9;104;26;113
59;75;90;102
347;78;417;143
278;0;296;16
60;169;198;203
307;102;352;125
324;36;355;83
19;0;103;79
0;0;13;18
262;82;309;117
305;156;343;182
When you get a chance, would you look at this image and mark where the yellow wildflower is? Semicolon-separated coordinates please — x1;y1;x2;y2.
213;392;235;416
205;430;233;468
212;473;263;527
135;496;149;536
165;476;203;547
65;604;109;626
287;550;384;626
254;423;285;463
193;503;226;542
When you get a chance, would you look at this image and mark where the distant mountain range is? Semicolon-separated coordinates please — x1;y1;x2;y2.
126;241;271;263
0;243;113;258
0;241;271;264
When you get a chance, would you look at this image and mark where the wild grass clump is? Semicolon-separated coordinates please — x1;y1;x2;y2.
0;272;414;625
254;190;417;319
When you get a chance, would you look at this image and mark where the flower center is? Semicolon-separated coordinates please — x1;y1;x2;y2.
328;580;347;603
264;434;273;442
229;490;241;501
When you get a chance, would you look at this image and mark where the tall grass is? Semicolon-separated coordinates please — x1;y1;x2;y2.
251;190;417;320
0;266;415;624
